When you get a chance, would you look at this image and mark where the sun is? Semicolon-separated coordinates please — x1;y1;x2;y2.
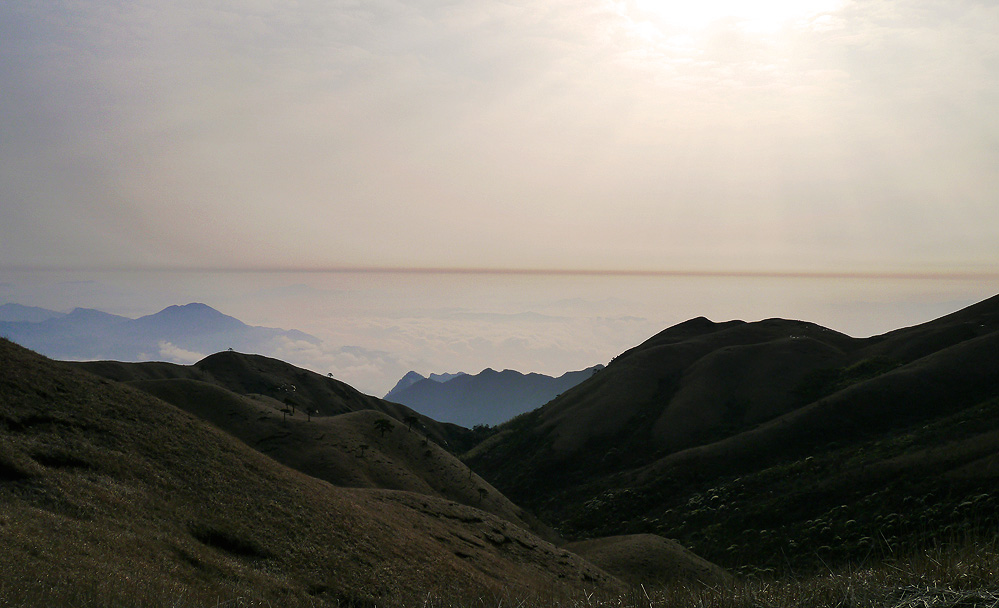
628;0;845;34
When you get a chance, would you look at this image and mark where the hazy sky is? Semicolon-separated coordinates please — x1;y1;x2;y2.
2;1;998;395
3;0;998;275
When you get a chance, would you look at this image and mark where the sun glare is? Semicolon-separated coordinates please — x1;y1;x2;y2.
629;0;845;34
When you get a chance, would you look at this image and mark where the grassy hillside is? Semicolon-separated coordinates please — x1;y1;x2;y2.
465;294;999;574
74;351;474;451
0;338;622;606
123;376;558;542
466;317;862;499
72;350;736;584
564;534;733;587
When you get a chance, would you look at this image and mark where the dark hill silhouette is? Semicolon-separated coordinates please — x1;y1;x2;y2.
0;302;319;363
385;365;603;427
465;294;999;574
0;338;623;605
483;317;857;467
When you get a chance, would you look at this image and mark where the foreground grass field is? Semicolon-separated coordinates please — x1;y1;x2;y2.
634;537;999;608
0;338;620;606
2;537;996;607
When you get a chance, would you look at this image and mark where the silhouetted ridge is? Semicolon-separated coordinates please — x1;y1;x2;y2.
615;317;747;360
465;293;999;575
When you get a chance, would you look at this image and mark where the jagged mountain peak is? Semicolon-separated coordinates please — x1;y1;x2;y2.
385;364;604;427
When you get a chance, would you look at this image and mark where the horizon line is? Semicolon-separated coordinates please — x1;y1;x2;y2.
4;264;999;281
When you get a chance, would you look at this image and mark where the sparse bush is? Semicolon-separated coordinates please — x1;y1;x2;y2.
374;418;394;437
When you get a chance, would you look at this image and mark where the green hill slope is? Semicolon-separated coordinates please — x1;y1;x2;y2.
0;338;621;606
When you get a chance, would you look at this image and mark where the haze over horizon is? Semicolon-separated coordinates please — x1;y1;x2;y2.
2;1;997;394
2;269;994;397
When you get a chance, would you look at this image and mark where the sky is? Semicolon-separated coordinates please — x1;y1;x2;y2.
2;1;998;394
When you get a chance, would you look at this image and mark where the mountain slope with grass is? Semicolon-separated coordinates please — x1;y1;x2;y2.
120;375;558;542
74;350;474;451
564;534;733;587
0;338;623;606
465;294;999;574
68;349;734;588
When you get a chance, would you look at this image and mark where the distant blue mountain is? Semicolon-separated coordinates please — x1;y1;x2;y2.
133;303;247;335
0;302;320;364
384;365;603;428
0;303;67;323
385;370;467;397
429;372;465;383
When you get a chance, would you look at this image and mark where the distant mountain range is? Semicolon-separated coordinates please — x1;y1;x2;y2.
384;365;604;427
385;370;467;396
0;302;319;364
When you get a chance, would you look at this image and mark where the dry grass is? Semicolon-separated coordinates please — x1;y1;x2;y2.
121;376;555;541
416;538;999;608
564;534;733;588
611;538;999;608
3;535;993;608
0;339;622;607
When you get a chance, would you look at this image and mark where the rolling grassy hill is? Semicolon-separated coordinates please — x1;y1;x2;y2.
465;294;999;574
0;338;624;606
74;350;474;452
112;375;558;542
70;349;736;588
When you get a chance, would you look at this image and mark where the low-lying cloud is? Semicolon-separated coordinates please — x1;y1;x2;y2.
153;341;206;365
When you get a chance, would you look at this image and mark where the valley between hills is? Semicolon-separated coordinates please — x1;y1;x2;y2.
2;294;999;606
